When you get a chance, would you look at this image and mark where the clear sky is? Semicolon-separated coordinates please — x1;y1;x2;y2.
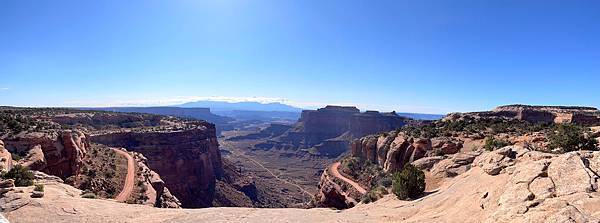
1;0;599;114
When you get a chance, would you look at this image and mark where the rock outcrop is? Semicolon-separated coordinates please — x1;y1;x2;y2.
259;106;409;157
91;125;222;208
131;152;181;208
313;169;359;209
3;130;89;179
351;131;464;172
0;140;13;171
445;104;600;125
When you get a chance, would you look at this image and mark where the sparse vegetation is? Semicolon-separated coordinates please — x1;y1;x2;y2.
400;118;552;139
483;137;511;151
34;184;45;192
547;124;598;153
1;164;35;187
392;164;425;200
66;144;127;198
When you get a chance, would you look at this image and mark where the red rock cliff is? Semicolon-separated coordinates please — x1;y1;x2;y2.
90;124;222;208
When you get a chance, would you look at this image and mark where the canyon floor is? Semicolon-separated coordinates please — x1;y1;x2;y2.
219;130;333;206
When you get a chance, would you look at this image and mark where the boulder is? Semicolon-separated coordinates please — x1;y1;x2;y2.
0;179;15;188
432;137;463;155
430;151;481;178
30;191;44;198
473;146;517;176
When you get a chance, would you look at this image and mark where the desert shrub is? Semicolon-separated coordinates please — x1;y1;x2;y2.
81;192;97;199
34;184;44;192
1;164;34;186
378;176;393;188
548;124;598;153
361;191;379;204
392;164;426;200
483;137;511;151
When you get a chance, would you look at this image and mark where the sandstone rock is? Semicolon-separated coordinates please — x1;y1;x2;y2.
4;130;89;179
473;146;517;176
131;152;181;208
431;137;463;155
430;151;481;178
0;192;30;212
19;145;46;171
314;170;356;209
271;105;407;158
91;127;217;208
529;177;555;199
32;171;64;184
30;191;44;198
0;140;12;171
0;179;15;188
451;105;600;125
411;156;445;171
548;152;596;196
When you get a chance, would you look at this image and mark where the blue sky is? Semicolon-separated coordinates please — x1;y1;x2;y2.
1;0;599;114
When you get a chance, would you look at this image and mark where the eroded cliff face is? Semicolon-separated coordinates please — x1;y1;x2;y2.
260;106;409;157
91;125;223;208
3;130;89;179
351;132;462;172
131;152;181;208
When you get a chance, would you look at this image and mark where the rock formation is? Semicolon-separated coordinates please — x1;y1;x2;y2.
351;132;463;172
259;106;409;157
3;130;89;179
313;168;359;209
91;125;222;208
229;124;292;141
131;152;181;208
0;140;13;171
445;104;600;125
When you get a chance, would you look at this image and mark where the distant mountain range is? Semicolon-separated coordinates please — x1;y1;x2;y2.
178;101;302;112
177;100;444;121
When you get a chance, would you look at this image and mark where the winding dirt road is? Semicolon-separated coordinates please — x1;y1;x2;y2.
330;162;367;195
112;148;135;202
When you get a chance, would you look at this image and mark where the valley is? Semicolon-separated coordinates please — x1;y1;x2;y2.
3;104;600;222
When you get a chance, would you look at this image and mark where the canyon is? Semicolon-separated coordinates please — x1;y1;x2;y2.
2;105;600;223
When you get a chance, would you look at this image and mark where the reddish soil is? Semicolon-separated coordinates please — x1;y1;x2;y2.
112;148;135;202
330;162;367;194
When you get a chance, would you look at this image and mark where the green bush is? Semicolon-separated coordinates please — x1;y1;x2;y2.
548;124;598;153
483;137;511;151
392;164;426;200
1;164;34;186
34;184;44;192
